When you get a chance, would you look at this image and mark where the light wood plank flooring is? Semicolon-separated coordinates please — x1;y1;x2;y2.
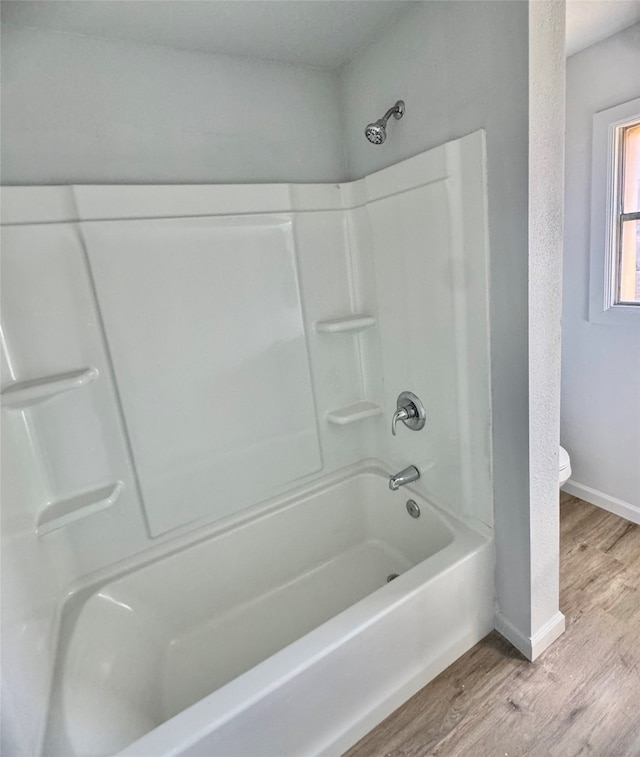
344;494;640;757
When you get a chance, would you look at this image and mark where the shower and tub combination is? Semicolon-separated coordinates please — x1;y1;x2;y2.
1;129;494;756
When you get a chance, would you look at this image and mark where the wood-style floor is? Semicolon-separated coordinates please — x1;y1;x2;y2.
344;494;640;757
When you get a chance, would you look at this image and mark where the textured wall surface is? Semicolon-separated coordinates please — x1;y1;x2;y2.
526;0;566;650
562;23;640;516
0;25;346;184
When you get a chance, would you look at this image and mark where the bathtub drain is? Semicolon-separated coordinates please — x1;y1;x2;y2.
406;499;421;518
387;573;400;582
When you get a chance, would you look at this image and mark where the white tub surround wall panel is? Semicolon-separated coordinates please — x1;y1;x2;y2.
83;215;322;537
562;23;640;521
72;182;348;219
1;407;57;757
0;182;387;543
0;25;346;185
73;184;294;220
444;134;494;528
342;203;386;439
0;222;146;555
0;136;495;557
0;185;78;224
370;181;459;501
0;215;148;757
364;132;493;528
293;210;381;467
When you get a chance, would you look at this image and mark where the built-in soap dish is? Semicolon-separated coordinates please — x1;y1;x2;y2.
36;481;123;536
1;367;99;410
315;315;376;334
326;401;382;426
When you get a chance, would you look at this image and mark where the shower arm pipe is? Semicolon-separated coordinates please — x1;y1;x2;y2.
380;102;404;124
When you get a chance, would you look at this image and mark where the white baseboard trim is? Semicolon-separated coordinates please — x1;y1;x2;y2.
562;480;640;525
495;611;565;661
530;612;566;660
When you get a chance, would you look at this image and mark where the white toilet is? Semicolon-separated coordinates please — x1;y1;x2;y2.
559;445;571;488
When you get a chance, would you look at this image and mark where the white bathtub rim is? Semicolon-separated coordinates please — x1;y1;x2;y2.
41;459;490;757
113;530;489;757
47;534;483;757
38;462;386;754
51;458;481;612
44;458;483;692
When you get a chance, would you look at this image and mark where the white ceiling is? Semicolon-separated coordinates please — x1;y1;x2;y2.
566;0;640;56
0;1;413;70
2;0;640;66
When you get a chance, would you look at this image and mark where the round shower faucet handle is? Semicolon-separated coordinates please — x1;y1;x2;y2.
391;391;426;436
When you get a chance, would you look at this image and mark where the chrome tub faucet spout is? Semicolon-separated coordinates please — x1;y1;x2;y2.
389;465;420;491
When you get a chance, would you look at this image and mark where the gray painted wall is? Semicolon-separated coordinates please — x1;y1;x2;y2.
340;1;552;649
562;23;640;516
0;25;345;184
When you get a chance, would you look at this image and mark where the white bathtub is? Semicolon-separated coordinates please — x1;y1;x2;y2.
42;463;493;757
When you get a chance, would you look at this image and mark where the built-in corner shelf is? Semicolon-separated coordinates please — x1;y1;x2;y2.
315;315;376;334
326;401;383;426
1;367;99;410
36;481;124;536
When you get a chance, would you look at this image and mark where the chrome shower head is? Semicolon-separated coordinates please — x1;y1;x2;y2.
365;120;387;145
365;100;405;145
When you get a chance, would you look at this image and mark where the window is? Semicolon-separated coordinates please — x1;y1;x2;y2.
617;121;640;304
589;98;640;323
